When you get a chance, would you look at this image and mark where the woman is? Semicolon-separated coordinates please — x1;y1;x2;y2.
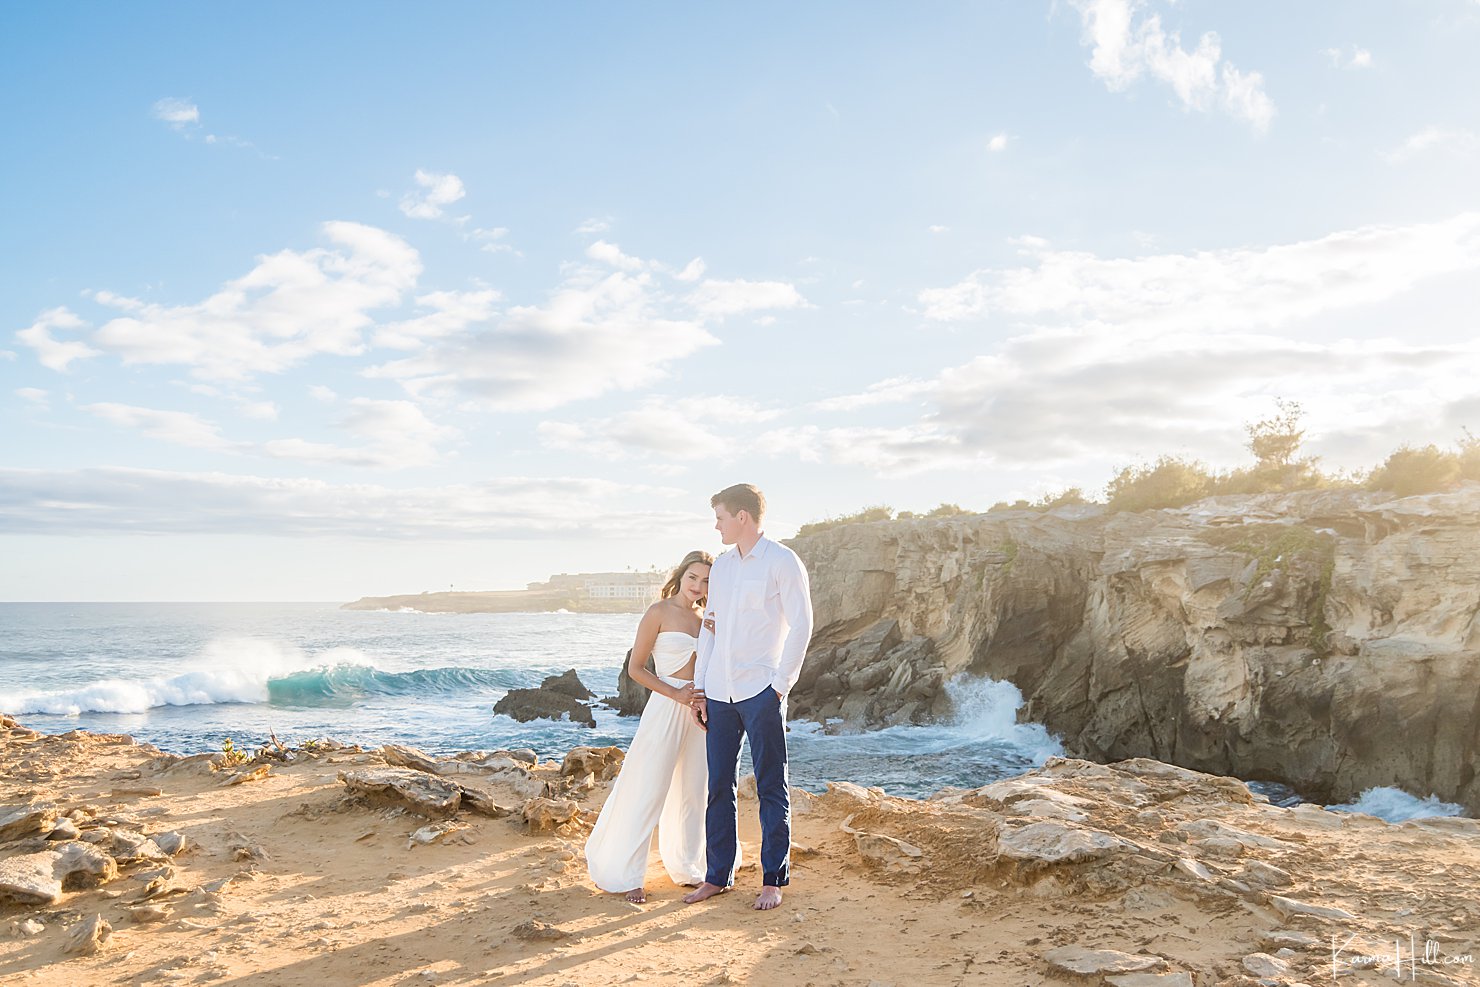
585;550;728;903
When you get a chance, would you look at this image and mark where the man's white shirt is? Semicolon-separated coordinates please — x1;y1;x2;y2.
694;535;815;703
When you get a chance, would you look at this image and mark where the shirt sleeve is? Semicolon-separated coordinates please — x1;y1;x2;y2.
771;550;814;697
694;611;715;692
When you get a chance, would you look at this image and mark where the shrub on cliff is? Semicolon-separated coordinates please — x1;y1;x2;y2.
1460;429;1480;482
1106;456;1214;512
796;504;894;537
1367;445;1462;496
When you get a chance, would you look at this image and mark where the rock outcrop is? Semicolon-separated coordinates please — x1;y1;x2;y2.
605;649;652;717
492;670;598;727
790;486;1480;812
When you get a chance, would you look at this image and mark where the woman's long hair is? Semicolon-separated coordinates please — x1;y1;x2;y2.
660;550;714;607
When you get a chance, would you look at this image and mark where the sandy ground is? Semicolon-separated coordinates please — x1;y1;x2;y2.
2;719;1478;987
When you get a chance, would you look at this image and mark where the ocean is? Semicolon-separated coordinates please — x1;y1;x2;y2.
0;602;1464;818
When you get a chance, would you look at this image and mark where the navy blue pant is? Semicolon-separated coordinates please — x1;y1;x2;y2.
704;686;791;888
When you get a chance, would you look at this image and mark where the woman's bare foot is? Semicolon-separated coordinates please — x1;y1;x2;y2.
625;888;647;904
682;882;728;904
753;886;782;910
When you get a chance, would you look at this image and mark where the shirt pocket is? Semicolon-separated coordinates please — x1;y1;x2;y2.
738;578;768;611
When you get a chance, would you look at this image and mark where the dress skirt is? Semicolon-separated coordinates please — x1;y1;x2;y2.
584;673;714;891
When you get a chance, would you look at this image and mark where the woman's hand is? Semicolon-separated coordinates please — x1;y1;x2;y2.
672;682;696;706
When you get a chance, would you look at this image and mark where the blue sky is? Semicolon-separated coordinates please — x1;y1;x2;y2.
3;1;1480;600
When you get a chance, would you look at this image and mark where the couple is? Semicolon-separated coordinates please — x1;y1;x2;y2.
584;483;814;911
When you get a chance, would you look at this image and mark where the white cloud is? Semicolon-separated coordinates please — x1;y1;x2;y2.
1323;46;1372;69
674;258;706;282
686;278;809;317
84;403;237;452
373;289;501;349
919;212;1480;329
1072;0;1275;132
309;385;337;403
0;468;692;539
368;258;719;412
586;240;646;272
987;133;1010;152
152;97;199;128
16;387;48;408
399;170;467;220
468;226;519;255
929;225;950;234
810;376;935;413
539;406;728;461
1384;127;1480;164
15;307;101;372
88;221;420;380
85;394;456;470
538;394;783;461
239;400;279;421
262;397;459;469
575;217;613;235
781;214;1480;476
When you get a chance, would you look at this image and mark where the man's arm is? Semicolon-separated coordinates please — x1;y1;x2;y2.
693;610;715;700
771;551;814;698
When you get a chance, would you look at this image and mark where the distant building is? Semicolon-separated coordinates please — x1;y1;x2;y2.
529;571;665;602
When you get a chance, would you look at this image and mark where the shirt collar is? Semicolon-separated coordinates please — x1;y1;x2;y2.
737;534;772;561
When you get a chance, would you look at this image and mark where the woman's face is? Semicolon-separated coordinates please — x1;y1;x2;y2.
679;563;711;605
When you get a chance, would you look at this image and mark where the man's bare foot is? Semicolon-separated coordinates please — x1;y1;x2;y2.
625;888;647;904
682;882;728;904
753;886;782;910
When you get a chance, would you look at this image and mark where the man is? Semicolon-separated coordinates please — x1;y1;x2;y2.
683;483;814;911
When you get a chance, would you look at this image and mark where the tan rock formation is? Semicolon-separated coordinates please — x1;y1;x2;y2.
790;486;1480;812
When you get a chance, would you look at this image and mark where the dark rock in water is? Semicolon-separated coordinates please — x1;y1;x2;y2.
604;649;653;717
540;669;595;700
494;688;596;727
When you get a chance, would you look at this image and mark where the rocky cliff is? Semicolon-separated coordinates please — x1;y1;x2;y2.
788;486;1480;813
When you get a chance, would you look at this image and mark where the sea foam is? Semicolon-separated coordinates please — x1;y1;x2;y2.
1328;786;1466;822
4;638;362;715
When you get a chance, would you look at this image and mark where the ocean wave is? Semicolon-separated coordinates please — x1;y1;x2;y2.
267;665;522;704
1;637;522;715
1328;786;1466;822
789;674;1065;762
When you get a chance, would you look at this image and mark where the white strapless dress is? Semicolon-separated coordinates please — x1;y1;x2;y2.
584;630;719;892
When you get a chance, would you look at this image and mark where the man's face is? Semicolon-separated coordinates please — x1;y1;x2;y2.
713;505;743;546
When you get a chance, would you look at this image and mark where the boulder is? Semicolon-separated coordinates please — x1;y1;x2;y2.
152;831;189;857
560;746;624;780
0;843;118;906
0;801;58;842
1042;946;1165;976
1241;952;1290;978
381;744;442;773
338;768;462;817
1268;894;1356;921
63;914;111;955
111;831;169;862
540;669;594;700
493;688;595;727
522;797;581;834
996;822;1137;869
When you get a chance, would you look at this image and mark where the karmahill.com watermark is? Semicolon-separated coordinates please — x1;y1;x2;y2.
1331;931;1474;980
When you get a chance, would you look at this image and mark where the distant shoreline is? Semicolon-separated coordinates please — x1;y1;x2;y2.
340;589;651;614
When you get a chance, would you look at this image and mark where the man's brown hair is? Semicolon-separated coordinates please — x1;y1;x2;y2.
711;483;766;523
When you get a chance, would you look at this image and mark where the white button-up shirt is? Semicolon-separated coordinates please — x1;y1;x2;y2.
694;535;815;703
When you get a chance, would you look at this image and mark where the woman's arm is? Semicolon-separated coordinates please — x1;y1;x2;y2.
627;605;695;704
